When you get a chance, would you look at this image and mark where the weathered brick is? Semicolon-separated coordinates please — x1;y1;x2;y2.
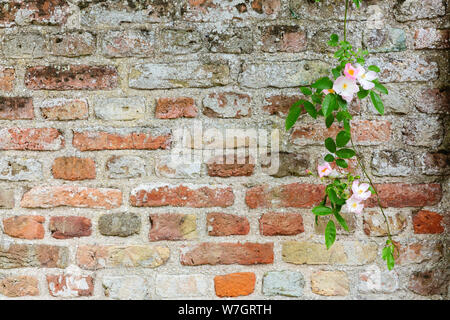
262;152;310;177
207;213;250;236
206;155;254;177
315;213;356;235
203;92;251;118
395;241;443;265
81;0;177;27
394;0;446;21
290;120;391;146
401;117;443;147
21;185;122;209
39;99;89;120
93;97;146;121
103;276;149;300
282;241;347;265
76;245;169;270
3;216;45;240
214;272;255;298
0;188;14;208
414;28;449;49
0;128;64;151
415;88;449;114
155;274;208;298
180;242;274;266
413;210;445;234
262;94;302;116
49;216;92;239
2;32;47;58
0;244;68;269
371;150;415;177
149;214;197;241
205;26;253;54
0;276;39;297
245;183;324;209
47;274;94;298
0;67;15;91
25;65;119;90
259;213;304;236
154;155;202;179
49;31;96;57
364;183;442;208
0;97;34;120
408;270;448;296
155;97;198;119
289;0;370;20
106;156;147;179
130;184;234;208
363;211;407;236
101;30;154;57
73;128;171;151
99;213;141;237
160;29;203;55
262;271;304;297
363;27;406;52
261;25;307;53
129;62;230;89
0;157;42;181
359;267;399;294
416;152;450;176
52;157;96;181
0;0;70;27
239;61;329;88
311;271;349;296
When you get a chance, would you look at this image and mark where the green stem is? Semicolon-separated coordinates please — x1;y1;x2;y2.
350;137;392;242
344;0;349;41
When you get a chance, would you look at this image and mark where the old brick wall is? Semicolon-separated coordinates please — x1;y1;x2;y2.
0;0;448;299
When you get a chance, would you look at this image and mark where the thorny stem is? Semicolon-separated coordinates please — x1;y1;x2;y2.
351;137;393;242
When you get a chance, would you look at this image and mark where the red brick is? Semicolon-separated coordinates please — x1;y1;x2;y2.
130;184;234;208
155;97;198;119
364;183;442;208
0;244;69;269
0;1;70;27
52;157;96;181
263;95;303;116
0;97;34;120
49;31;96;57
259;212;304;236
251;0;281;15
414;28;449;49
149;213;197;241
416;88;449;114
413;210;444;234
261;25;307;53
47;274;94;297
206;155;255;177
0;128;64;151
101;30;154;57
0;66;14;91
49;216;92;239
214;272;255;297
2;216;45;240
207;213;250;236
25;65;118;90
40;99;89;120
180;242;274;266
245;183;325;209
73;129;171;151
290;120;391;145
0;276;39;297
408;270;448;296
395;241;443;265
21;185;122;209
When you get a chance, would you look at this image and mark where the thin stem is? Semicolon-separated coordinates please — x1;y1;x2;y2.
344;0;349;41
351;137;392;242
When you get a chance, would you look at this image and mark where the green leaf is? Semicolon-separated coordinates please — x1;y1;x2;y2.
368;186;376;194
336;158;348;168
300;87;312;96
330;34;339;42
311;77;333;90
327;188;338;204
357;89;369;99
374;81;388;95
334;48;345;58
325;138;336;153
312;205;333;216
324;154;335;162
325;114;334;128
303;100;317;119
343;118;351;132
332;68;341;79
368;65;380;73
285;100;304;131
336;130;351;147
336;148;356;159
322;94;336;118
325;220;336;249
311;94;322;104
333;211;349;232
370;90;384;115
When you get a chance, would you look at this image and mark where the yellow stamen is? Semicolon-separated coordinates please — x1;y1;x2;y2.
352;203;357;208
348;69;354;75
343;83;348;89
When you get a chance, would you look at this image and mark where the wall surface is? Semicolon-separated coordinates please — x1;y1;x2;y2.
0;0;448;300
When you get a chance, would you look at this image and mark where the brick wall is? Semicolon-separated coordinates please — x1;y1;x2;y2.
0;0;448;299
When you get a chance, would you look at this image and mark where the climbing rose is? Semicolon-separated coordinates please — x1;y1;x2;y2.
317;162;332;177
333;76;359;103
351;180;372;201
355;64;378;90
344;63;359;80
346;195;364;214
